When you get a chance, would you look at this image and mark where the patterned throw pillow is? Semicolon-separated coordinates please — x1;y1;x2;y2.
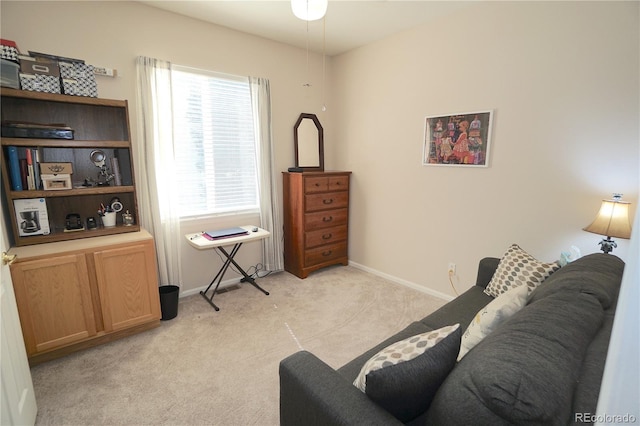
484;244;561;298
353;324;461;422
457;283;529;361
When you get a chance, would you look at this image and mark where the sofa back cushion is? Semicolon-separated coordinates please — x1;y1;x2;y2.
426;254;623;425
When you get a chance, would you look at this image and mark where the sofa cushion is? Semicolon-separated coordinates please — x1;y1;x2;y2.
427;257;610;425
484;243;561;298
421;285;494;331
354;324;461;422
338;321;433;383
457;283;529;361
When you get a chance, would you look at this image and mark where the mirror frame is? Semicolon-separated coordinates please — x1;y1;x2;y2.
294;113;324;172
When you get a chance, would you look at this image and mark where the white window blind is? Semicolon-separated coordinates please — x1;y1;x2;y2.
171;66;259;218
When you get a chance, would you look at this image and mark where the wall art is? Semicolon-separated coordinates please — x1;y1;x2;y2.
423;110;493;167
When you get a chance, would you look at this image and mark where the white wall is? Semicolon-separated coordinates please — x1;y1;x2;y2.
1;1;330;295
332;1;639;296
2;1;638;299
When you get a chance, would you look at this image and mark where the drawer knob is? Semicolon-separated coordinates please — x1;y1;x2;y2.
323;198;334;205
322;250;332;257
322;233;332;240
322;216;333;222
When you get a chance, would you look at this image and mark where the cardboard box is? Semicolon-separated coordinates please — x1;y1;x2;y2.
13;198;50;236
19;55;60;77
19;73;61;94
39;162;73;175
42;173;72;190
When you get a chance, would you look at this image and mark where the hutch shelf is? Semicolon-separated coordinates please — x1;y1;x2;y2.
1;88;140;246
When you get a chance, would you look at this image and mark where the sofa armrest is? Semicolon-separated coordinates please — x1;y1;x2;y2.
475;257;500;289
280;351;402;426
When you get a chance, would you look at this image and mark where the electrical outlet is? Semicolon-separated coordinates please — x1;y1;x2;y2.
448;262;456;275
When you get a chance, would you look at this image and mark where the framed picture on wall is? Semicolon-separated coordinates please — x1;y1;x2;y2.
422;110;493;167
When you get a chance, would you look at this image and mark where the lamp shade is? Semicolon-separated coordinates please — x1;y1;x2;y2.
583;198;632;239
291;0;327;21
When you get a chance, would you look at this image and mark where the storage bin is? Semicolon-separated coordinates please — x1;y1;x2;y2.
19;73;61;94
1;39;20;63
59;61;97;97
0;59;19;89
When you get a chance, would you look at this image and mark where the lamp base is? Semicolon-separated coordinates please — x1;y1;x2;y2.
598;237;617;254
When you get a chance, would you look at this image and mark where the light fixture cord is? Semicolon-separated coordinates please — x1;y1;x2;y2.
322;15;326;111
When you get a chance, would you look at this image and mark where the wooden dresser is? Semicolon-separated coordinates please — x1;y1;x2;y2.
283;171;352;278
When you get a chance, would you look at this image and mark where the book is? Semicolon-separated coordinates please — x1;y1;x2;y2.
32;148;42;190
6;146;23;191
25;148;35;190
19;158;28;189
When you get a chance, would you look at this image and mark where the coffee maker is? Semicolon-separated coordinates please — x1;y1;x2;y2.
20;211;41;233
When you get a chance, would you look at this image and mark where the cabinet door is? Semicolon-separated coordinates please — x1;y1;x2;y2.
93;241;161;332
11;254;97;356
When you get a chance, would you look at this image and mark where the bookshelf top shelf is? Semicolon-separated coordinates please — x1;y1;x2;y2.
1;138;130;148
0;88;127;108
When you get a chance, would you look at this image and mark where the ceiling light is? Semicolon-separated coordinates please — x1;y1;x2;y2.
291;0;327;21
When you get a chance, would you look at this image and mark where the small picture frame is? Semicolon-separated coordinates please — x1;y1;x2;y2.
423;110;493;167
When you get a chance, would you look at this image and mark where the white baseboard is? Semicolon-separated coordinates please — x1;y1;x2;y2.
348;261;454;302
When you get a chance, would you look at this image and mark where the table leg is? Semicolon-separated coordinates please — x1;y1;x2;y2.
218;246;270;296
200;242;270;311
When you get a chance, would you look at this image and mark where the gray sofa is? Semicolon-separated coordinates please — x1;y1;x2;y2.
279;253;625;425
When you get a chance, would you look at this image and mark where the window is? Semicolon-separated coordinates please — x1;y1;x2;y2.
171;66;259;218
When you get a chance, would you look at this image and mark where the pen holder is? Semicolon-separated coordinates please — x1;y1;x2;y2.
102;211;116;227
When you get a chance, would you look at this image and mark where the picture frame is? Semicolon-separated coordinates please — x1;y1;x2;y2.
422;110;493;167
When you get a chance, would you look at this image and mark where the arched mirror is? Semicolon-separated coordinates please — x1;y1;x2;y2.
294;113;324;171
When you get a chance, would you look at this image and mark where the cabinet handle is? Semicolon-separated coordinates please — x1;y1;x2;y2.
2;252;16;266
315;182;321;187
322;216;333;222
322;233;332;240
323;198;334;205
322;250;332;257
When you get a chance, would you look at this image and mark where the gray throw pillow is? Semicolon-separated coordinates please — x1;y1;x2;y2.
361;325;462;422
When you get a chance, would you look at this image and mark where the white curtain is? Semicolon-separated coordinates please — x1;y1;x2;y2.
250;77;284;272
135;56;182;287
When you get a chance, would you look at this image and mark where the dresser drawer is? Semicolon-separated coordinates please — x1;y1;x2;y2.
305;242;347;267
305;191;349;212
305;175;349;193
305;225;347;249
304;176;329;193
305;209;348;231
328;175;349;191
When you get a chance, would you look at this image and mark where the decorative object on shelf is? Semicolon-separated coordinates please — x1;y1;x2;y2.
122;210;134;226
291;0;327;21
89;149;115;186
583;193;632;254
64;213;83;231
109;197;123;213
86;216;97;229
423;110;494;167
293;113;324;172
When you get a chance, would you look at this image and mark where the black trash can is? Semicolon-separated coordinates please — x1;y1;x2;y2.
159;285;179;320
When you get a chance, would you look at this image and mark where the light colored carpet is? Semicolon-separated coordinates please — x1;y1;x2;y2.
31;265;446;425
